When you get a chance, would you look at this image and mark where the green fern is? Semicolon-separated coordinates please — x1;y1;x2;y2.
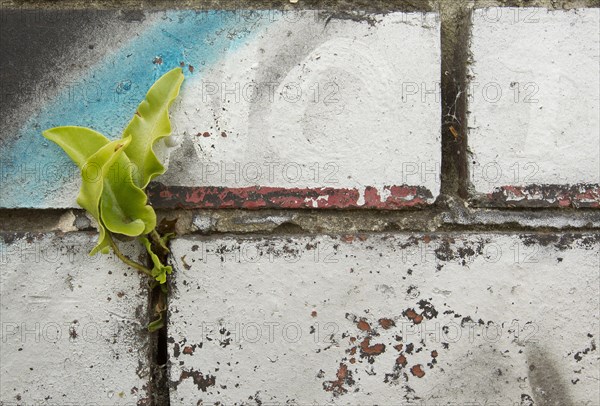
42;68;184;331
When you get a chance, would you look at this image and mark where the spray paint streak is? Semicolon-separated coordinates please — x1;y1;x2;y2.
0;11;269;207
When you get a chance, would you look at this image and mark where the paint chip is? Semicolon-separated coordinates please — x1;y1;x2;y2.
410;364;425;378
357;319;371;332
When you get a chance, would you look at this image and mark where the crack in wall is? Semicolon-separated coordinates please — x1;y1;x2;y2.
147;285;171;406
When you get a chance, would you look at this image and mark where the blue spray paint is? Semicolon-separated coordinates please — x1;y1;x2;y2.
0;10;274;207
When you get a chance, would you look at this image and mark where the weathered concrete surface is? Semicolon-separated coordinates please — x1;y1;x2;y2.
0;232;151;404
167;233;599;405
1;10;441;209
467;8;600;208
4;206;600;239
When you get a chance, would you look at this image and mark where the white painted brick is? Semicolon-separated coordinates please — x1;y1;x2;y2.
161;11;442;208
0;233;151;404
468;8;600;204
168;233;599;405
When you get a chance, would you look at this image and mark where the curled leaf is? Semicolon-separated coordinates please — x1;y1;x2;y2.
77;137;132;255
147;312;164;332
140;237;173;284
100;144;156;237
123;67;184;188
42;126;110;168
150;229;173;256
160;232;176;248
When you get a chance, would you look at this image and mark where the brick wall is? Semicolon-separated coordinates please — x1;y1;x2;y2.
0;1;598;405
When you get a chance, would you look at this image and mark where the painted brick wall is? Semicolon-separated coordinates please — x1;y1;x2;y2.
0;1;599;406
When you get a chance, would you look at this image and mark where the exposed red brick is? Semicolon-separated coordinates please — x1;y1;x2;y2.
323;363;354;395
396;354;407;367
378;318;395;329
357;319;371;332
342;234;355;243
405;308;424;324
485;184;600;209
360;337;386;356
410;364;425;378
147;183;433;210
337;364;347;380
179;369;216;392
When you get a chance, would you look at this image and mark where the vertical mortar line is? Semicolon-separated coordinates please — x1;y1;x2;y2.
455;4;474;201
146;254;171;405
439;0;473;201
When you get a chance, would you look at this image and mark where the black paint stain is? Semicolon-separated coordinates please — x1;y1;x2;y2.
526;345;574;406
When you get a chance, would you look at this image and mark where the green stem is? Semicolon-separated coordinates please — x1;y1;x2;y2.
150;229;161;241
150;229;170;254
108;233;153;277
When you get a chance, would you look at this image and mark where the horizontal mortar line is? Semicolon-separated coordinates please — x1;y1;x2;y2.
3;230;598;242
163;229;600;239
0;213;599;234
5;228;600;236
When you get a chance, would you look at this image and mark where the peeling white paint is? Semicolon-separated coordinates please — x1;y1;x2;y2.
167;12;442;201
468;8;600;193
168;233;599;405
0;233;150;404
